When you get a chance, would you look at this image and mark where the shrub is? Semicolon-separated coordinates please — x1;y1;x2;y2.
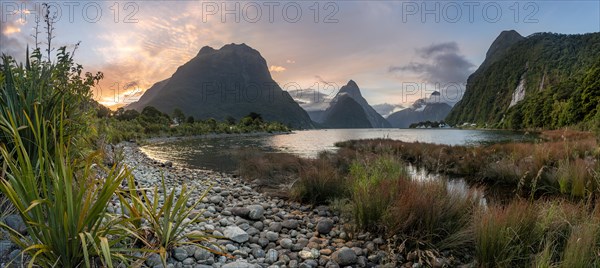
0;109;131;267
118;175;214;266
0;48;101;162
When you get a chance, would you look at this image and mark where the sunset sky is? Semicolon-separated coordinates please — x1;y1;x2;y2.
1;1;599;109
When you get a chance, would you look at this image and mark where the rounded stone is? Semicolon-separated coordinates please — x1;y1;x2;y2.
316;219;334;235
282;219;299;229
248;205;265;220
266;249;279;264
173;247;189;261
266;231;279;242
280;238;293;249
194;248;213;260
332;247;357;266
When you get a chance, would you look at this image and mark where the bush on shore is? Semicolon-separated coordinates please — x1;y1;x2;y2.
100;109;290;144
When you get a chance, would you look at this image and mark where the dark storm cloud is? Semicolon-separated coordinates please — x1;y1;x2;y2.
389;42;474;85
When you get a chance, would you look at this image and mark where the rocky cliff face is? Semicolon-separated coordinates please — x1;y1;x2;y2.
127;43;314;128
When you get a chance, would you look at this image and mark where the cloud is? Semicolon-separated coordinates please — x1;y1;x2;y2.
0;5;26;58
416;42;459;58
389;42;474;105
389;42;474;85
269;65;286;73
286;59;296;64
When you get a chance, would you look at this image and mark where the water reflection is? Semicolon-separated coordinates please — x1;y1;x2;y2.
141;129;533;172
407;165;488;207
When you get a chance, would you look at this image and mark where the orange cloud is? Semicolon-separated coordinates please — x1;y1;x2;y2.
269;65;286;73
3;26;21;35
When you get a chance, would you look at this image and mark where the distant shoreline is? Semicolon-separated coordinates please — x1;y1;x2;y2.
140;130;293;144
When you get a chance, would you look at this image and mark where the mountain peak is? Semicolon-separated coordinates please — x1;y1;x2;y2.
197;46;216;56
485;30;524;59
339;80;362;98
196;43;258;57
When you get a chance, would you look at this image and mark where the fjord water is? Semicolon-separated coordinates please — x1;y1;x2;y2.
140;128;531;172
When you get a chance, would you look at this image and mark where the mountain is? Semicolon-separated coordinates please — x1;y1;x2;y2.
387;93;452;128
316;80;391;128
372;103;406;118
126;44;314;128
446;31;600;129
287;88;332;122
321;96;372;128
482;30;525;67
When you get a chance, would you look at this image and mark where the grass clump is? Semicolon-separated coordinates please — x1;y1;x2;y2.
474;200;541;268
349;155;408;230
474;199;600;268
293;158;347;204
560;221;600;267
387;179;479;250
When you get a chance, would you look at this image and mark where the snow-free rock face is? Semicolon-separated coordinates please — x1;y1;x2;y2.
317;80;391;128
127;43;314;128
509;73;527;107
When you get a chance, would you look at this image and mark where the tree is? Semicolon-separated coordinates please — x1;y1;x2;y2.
115;107;125;118
172;108;185;124
122;109;140;121
225;116;236;125
141;106;163;118
247;112;263;121
95;103;111;118
141;106;169;124
186;116;195;124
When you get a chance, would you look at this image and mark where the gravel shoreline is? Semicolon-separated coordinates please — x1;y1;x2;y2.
119;142;396;268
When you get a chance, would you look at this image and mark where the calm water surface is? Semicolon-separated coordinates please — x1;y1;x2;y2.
141;129;531;172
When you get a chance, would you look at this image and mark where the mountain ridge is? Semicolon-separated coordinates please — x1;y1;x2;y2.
126;43;315;128
446;31;600;129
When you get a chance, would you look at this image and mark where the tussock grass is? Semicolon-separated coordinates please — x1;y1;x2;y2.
475;199;600;268
387;179;479;250
474;200;541;268
293;158;347;204
237;150;308;187
337;132;598;199
349;155;408;230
